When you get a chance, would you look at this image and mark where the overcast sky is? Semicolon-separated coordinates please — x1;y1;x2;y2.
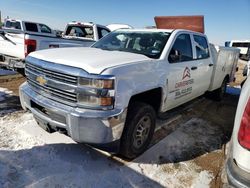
0;0;249;45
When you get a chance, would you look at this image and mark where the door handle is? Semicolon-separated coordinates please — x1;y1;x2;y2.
191;66;197;70
209;64;214;67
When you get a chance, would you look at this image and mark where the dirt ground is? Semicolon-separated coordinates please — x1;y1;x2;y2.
0;60;247;187
0;74;26;96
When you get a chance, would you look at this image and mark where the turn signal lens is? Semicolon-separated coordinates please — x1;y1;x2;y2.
77;95;113;107
238;97;250;150
100;97;113;106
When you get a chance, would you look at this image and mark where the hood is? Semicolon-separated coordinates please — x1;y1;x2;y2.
29;47;150;74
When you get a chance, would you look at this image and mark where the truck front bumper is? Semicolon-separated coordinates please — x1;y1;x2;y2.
19;82;127;151
226;157;250;188
0;54;25;69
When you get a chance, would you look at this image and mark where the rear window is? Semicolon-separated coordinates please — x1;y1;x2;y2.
5;21;21;30
232;42;250;48
65;25;94;39
25;22;38;32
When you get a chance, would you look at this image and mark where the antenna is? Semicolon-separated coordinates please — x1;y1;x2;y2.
0;11;2;28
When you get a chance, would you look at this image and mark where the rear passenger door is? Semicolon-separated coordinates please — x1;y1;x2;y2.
192;34;213;92
165;33;201;110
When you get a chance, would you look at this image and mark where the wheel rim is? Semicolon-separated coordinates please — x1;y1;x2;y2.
132;115;151;149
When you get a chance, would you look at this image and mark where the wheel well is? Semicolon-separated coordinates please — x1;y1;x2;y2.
129;88;162;112
225;74;230;83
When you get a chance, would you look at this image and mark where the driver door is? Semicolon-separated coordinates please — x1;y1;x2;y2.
165;33;200;110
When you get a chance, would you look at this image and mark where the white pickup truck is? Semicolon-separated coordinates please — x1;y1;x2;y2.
226;75;250;188
0;19;110;71
20;29;240;158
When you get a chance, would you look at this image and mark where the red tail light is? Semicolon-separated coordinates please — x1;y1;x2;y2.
24;39;36;57
238;97;250;150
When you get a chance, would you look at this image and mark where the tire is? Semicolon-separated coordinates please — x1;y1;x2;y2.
120;102;156;159
212;78;227;101
241;79;246;88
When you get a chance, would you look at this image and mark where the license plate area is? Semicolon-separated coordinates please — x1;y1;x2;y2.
30;100;66;125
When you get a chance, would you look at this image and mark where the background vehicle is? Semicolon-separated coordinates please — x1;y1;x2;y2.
62;21;110;41
20;27;240;159
225;40;250;61
0;19;110;71
241;60;250;87
106;24;133;31
226;75;250;188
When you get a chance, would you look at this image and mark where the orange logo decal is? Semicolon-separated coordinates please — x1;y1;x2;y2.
182;67;191;80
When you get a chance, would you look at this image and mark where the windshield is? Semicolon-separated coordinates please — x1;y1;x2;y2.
92;31;170;59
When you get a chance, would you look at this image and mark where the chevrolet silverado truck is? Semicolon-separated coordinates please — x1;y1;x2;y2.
20;29;240;158
0;19;110;71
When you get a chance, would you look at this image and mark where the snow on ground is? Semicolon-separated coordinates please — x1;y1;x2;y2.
0;87;20;117
0;88;13;102
0;111;217;188
0;112;161;188
128;118;222;188
0;85;231;188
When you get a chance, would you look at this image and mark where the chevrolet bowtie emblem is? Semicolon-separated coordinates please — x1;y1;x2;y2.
36;76;47;86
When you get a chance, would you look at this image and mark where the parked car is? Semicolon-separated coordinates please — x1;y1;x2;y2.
226;75;250;188
225;40;250;61
0;19;110;71
20;28;239;159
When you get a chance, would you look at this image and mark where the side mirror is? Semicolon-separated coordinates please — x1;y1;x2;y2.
169;49;181;63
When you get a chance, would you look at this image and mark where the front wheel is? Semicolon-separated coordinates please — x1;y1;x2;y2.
120;102;156;159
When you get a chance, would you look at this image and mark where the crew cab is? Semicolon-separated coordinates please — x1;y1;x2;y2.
226;75;250;188
0;19;110;71
20;29;240;158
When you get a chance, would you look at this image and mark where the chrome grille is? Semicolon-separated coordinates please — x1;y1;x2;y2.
26;62;77;85
25;60;79;107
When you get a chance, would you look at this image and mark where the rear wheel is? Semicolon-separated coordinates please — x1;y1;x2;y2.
120;102;156;159
212;77;227;101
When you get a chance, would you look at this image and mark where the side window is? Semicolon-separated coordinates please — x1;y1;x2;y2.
194;35;209;59
168;34;193;63
25;22;38;32
97;27;110;39
65;26;94;39
39;24;52;33
5;21;21;29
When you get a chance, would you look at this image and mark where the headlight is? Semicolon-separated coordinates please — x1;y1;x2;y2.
77;76;115;110
78;77;114;89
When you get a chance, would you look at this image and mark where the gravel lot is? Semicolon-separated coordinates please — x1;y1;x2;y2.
0;60;247;187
